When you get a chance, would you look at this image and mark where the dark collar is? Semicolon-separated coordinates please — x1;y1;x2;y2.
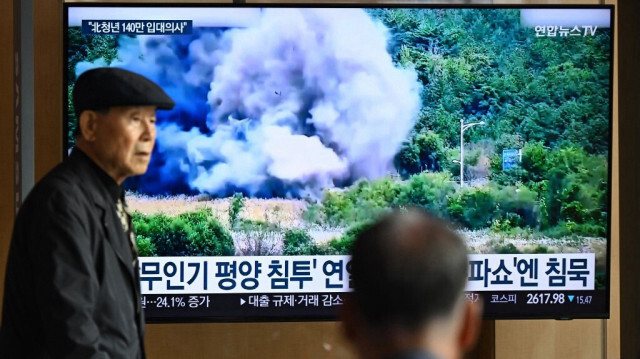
384;350;439;359
69;147;124;204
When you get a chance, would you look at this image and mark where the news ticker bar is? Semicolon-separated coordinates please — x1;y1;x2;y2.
142;290;606;320
139;253;596;294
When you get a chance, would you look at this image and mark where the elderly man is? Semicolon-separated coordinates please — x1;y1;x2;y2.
342;208;482;359
0;67;174;358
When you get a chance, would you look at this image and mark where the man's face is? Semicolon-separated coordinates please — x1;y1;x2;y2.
90;106;157;184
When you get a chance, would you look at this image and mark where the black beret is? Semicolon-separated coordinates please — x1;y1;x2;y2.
73;67;175;117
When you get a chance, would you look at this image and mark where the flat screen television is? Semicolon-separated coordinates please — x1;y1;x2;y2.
64;4;614;322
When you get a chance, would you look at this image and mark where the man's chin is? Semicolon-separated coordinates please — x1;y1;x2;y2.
130;164;151;177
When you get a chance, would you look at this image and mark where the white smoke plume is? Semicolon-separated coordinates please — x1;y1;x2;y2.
77;8;422;198
184;8;421;197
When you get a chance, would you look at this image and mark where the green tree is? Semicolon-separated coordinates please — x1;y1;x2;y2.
66;28;119;147
229;193;245;228
282;230;317;255
132;209;235;256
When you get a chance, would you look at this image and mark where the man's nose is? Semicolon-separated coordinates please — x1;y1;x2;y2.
140;118;156;141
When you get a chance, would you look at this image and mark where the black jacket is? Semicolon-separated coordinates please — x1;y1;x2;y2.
0;149;145;358
384;350;439;359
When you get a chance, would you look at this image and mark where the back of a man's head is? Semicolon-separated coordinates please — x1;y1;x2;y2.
344;207;481;359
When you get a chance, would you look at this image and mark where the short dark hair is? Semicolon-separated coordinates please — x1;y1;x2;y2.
350;207;468;331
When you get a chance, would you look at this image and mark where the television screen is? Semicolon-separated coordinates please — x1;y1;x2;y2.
64;4;613;321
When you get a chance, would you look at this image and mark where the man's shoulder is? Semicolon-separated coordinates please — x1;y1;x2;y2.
30;160;83;194
12;160;96;240
21;157;96;212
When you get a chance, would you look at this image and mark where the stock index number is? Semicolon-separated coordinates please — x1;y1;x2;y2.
526;293;565;304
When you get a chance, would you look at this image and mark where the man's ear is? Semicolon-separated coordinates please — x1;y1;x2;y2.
78;110;100;142
457;298;483;353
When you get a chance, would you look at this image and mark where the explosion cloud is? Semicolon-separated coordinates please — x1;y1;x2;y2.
76;8;421;198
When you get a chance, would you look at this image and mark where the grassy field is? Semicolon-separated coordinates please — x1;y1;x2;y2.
127;193;606;259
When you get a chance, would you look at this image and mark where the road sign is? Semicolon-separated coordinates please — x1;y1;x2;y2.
502;149;521;170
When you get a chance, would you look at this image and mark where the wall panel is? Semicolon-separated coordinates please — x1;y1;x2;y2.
0;0;17;318
34;0;63;180
616;0;640;357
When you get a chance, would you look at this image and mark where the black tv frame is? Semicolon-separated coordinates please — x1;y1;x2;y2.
63;3;614;323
